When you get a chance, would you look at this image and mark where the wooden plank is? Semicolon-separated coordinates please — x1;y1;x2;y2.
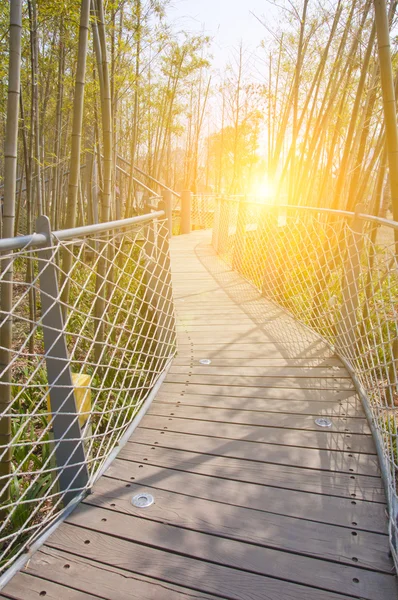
176;315;255;322
169;365;351;378
174;306;262;312
141;414;375;453
176;343;335;359
172;357;344;367
177;328;323;344
125;441;386;502
44;522;361;600
109;458;386;532
177;326;324;336
162;382;357;402
166;373;355;390
172;273;221;279
175;344;335;357
174;295;273;302
155;391;365;417
176;332;322;344
187;314;301;326
174;288;259;296
0;573;100;600
87;476;390;575
131;428;380;476
175;306;249;312
148;403;370;434
65;500;395;599
176;324;267;332
17;547;221;600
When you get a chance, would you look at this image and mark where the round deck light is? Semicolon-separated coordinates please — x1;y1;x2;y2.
315;417;332;428
132;493;154;508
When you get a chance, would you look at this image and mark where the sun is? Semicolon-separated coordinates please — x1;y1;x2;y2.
250;175;277;204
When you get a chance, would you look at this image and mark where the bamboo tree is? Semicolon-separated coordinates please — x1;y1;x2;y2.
289;0;308;204
20;89;36;354
93;0;113;222
92;0;113;363
64;0;91;231
60;0;91;317
126;0;142;218
0;0;22;508
51;23;65;229
374;0;398;223
29;0;42;217
374;0;398;399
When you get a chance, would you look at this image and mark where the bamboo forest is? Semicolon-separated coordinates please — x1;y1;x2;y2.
0;1;398;599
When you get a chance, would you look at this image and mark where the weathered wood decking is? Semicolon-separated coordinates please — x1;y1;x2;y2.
2;230;397;600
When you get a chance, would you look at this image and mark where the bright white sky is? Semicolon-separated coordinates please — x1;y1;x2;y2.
168;0;276;70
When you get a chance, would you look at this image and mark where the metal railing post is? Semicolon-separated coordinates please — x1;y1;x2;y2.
36;215;89;505
155;200;177;359
142;203;176;367
180;190;192;234
335;204;365;357
261;205;280;298
161;189;172;238
217;197;230;254
232;197;247;273
212;197;221;250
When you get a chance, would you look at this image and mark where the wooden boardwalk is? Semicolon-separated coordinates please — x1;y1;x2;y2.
2;230;397;600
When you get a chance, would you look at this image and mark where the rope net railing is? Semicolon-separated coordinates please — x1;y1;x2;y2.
191;195;216;230
172;194;181;234
212;197;398;565
0;213;176;574
172;194;216;233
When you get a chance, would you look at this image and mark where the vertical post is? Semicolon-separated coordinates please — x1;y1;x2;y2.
162;189;172;238
142;206;176;371
180;190;192;235
36;215;89;505
212;196;221;250
335;205;365;357
261;205;280;298
217;197;230;254
154;200;177;362
232;197;247;273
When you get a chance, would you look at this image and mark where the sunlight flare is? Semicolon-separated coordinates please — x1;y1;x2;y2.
250;174;277;204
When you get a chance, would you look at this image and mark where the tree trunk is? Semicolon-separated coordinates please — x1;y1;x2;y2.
0;0;22;510
51;24;65;228
374;0;398;223
60;0;91;313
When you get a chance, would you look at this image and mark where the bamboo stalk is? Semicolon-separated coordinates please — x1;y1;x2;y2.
374;0;398;223
60;0;91;316
0;0;22;509
373;0;398;400
92;0;113;363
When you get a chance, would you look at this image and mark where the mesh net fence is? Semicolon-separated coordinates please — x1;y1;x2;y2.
191;195;216;230
0;215;176;573
213;197;398;565
172;194;216;233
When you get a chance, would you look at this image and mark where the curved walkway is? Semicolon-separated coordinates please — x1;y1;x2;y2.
1;230;396;600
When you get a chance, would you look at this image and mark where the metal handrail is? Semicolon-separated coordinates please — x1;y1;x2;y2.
0;210;165;253
217;197;398;231
116;155;181;199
